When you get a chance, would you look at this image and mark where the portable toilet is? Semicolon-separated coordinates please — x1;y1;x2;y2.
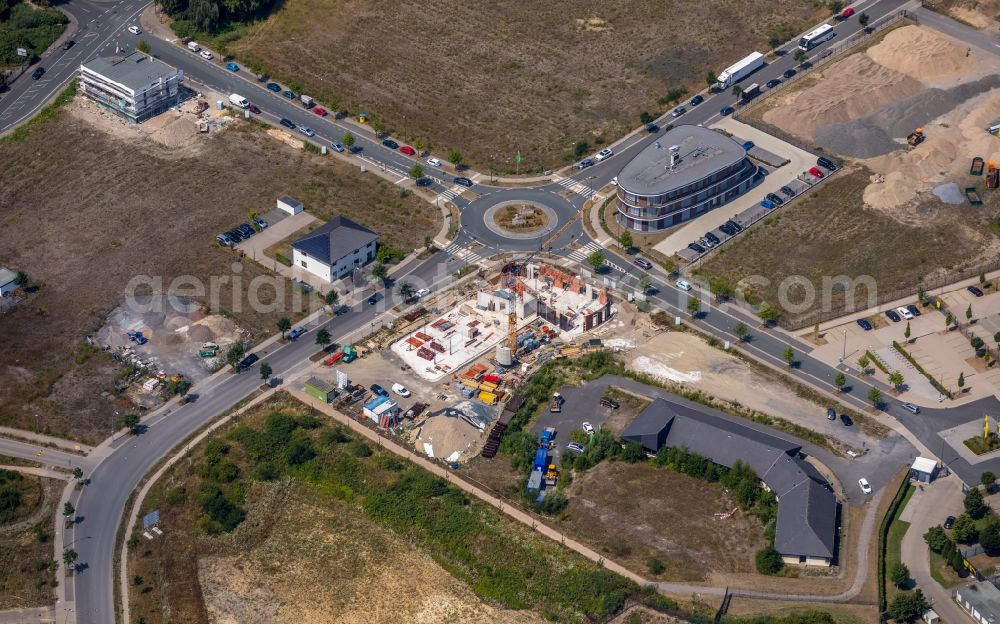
358;112;367;123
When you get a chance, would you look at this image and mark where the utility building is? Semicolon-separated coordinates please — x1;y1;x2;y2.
79;52;183;124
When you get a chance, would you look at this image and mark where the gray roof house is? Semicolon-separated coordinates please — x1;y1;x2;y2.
291;216;378;283
621;398;838;566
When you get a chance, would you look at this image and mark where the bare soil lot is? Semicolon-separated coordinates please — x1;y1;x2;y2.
0;473;58;609
229;0;826;170
560;461;765;582
0;100;437;443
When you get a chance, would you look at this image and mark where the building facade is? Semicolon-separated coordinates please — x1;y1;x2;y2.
79;52;183;124
615;125;761;232
291;216;378;283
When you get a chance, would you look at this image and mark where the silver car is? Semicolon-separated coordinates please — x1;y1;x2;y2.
298;126;315;137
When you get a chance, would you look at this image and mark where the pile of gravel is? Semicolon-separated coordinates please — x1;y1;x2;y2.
814;75;1000;158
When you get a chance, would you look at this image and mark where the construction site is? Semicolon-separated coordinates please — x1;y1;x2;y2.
390;262;614;383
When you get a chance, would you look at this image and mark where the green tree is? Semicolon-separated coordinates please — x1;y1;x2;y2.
972;336;985;350
980;517;1000;553
994;331;1000;347
958;371;966;391
983;471;997;491
858;12;870;27
965;487;985;518
537;489;567;515
981;271;987;286
686;296;700;317
758;305;780;324
618;231;633;250
574;140;590;159
372;263;389;285
946;311;954;327
13;271;27;286
621;442;646;463
226;342;245;369
734;322;749;342
835;372;846;391
904;321;910;341
755;546;783;574
647;557;665;575
448;149;462;166
732;85;743;98
315;328;331;347
62;548;78;569
638;111;653;125
277;318;291;338
888;370;904;391
325;290;339;306
793;48;807;63
783;346;795;367
137;39;150;53
952;513;978;543
867;386;883;408
857;353;870;374
889;561;910;588
398;281;415;301
829;0;844;12
586;251;605;270
341;131;355;149
967;304;974;322
888;590;929;624
706;71;717;87
409;164;424;179
132;574;144;586
638;275;653;294
259;362;272;383
923;525;950;552
62;501;75;518
72;467;84;482
122;413;141;434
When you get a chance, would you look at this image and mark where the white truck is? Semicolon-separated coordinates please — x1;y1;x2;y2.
229;93;249;109
715;52;765;91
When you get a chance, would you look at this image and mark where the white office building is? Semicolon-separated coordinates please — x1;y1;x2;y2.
79;51;183;124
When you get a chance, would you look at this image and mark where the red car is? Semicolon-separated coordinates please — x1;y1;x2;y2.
248;104;261;114
399;145;416;156
808;166;825;178
312;106;327;116
841;6;854;18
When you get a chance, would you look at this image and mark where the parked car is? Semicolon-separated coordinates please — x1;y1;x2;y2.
582;422;595;435
783;68;797;79
817;156;838;171
256;73;268;82
576;158;594;170
826;407;836;421
226;229;243;242
840;413;853;426
595;148;614;161
298;126;315;137
676;279;692;292
944;515;956;529
760;199;775;209
969;285;985;297
600;396;620;409
720;106;735;116
199;50;213;60
566;442;586;454
742;140;754;151
634;257;653;270
719;223;736;236
856;318;873;331
859;478;872;494
391;383;411;397
902;402;921;414
282;90;295;99
248;104;261;114
415;288;430;299
238;223;255;237
225;62;239;72
885;309;901;322
287;327;306;341
313;107;328;116
415;177;433;187
216;234;233;247
766;193;784;205
766;79;781;88
31;67;44;80
689;94;704;106
279;118;296;129
841;6;855;18
700;236;715;249
906;304;921;317
808;166;825;178
382;139;399;149
896;306;914;321
687;242;706;254
400;145;416;156
645;123;660;133
779;186;796;198
266;82;282;92
671;106;686;117
370;383;388;396
705;232;721;245
238;353;259;370
726;220;742;232
61;40;74;50
611;176;618;186
254;217;268;229
367;293;381;305
454;177;474;187
426;157;442;167
331;142;345;153
127;25;142;34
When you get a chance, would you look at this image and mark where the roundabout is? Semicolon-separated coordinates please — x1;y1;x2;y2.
461;187;582;251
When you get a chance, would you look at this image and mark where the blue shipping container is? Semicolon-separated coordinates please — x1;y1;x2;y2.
533;448;548;471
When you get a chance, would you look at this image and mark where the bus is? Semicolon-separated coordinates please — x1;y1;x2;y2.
798;23;835;51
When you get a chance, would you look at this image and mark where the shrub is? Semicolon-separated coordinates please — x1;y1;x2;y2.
755;545;783;574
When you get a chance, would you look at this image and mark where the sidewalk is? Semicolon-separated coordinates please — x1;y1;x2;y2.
0;426;92;454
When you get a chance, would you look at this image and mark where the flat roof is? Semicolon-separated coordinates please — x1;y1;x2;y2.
957;581;1000;619
617;125;746;196
0;268;15;286
82;51;179;90
911;457;937;474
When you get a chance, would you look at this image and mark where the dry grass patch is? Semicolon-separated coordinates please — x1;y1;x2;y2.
0;475;58;609
229;0;827;170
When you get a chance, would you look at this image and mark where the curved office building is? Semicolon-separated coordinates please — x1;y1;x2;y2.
615;125;760;232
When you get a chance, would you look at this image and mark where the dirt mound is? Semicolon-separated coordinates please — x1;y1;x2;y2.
761;54;923;140
867;25;974;83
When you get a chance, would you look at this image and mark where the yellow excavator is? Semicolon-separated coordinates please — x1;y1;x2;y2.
907;128;925;147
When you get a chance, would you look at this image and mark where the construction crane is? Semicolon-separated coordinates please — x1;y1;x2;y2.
504;248;545;354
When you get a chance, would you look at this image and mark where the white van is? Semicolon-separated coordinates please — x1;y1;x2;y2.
228;93;249;109
187;41;201;53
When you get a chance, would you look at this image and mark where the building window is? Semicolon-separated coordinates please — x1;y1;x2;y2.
300;260;308;268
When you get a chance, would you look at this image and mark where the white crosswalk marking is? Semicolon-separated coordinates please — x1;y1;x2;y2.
554;176;595;198
444;243;483;264
567;242;627;273
437;184;463;202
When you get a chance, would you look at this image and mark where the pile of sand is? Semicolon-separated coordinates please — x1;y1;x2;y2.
761;54;923;140
867;25;975;83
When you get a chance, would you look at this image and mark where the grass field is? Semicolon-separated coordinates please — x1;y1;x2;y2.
226;0;827;171
0;474;58;609
0;101;437;443
695;166;999;327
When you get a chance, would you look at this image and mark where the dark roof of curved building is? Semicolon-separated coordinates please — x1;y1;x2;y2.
616;125;747;196
621;397;838;560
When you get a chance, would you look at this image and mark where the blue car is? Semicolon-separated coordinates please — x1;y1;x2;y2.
266;82;281;92
225;62;239;72
742;141;754;151
856;318;873;331
287;327;306;340
689;94;704;106
282;90;295;99
720;106;735;116
760;199;775;209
